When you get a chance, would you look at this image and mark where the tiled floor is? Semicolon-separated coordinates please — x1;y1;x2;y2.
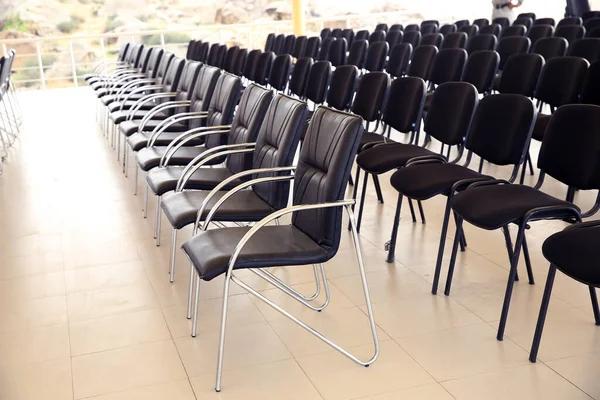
1;88;599;399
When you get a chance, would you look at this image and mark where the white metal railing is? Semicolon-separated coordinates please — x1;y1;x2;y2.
0;10;476;90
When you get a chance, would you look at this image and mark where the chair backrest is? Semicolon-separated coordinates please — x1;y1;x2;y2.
421;23;439;35
369;30;386;43
328;38;347;67
583;11;600;21
555;25;586;44
375;23;389;32
538;104;600;190
480;23;502;37
390;24;404;32
492;17;510;29
386;43;413;78
206;43;221;66
291;36;307;59
243;50;261;81
441;32;468;49
137;45;153;72
117;43;130;62
473;18;489;28
252;94;309;210
402;30;422;48
465;94;536;167
292;107;363;253
304;37;321;58
253;51;275;85
466;34;497;53
407;45;438;79
225;84;274;175
364;41;389;72
584;17;600;35
557;17;582;28
498;53;545;97
126;44;144;67
327;65;358;111
356;30;370;41
568;38;600;62
429;48;468;85
532;36;568;60
421;33;444;47
268;54;292;91
186;40;196;60
514;17;533;30
497;36;531;70
154;52;175;86
381;76;426;134
305;61;332;105
145;48;165;79
351;72;389;122
173;61;203;114
587;27;600;37
527;24;555;46
440;24;458;36
347;40;368;69
501;24;527;38
273;34;285;54
281;35;296;55
341;29;355;47
461;50;500;94
196;42;209;62
320;28;331;41
426;82;479;146
405;24;420;32
234;48;248;76
386;30;403;49
459;24;479;38
223;46;239;74
581;60;600;105
205;73;242;149
536;17;557;26
265;33;275;52
331;28;342;38
318;37;334;61
215;45;227;69
289;57;312;98
518;12;536;20
535;56;589;106
161;56;185;95
189;65;221;129
455;20;470;29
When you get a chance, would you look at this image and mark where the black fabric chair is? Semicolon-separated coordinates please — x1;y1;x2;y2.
347;40;368;69
291;36;307;59
441;32;468;49
581;60;600;105
369;30;386;43
304;36;321;58
181;106;378;392
407;45;438;80
459;24;479;38
530;219;600;362
328;38;347;67
305;61;332;110
557;16;583;27
427;48;468;91
326;65;358;112
233;48;247;77
583;11;600;21
386;43;413;78
350;72;389;139
514;17;534;30
222;46;239;74
242;50;260;83
405;24;420;32
402;30;422;48
584;17;600;35
423;20;439;28
206;44;220;67
440;24;458;36
186;40;197;60
492;17;510;29
390;24;404;32
421;23;439;35
386;30;403;49
331;28;342;38
455;20;470;29
320;28;331;41
555;25;586;44
497;53;545;97
518;12;536;21
288;57;312;98
364;41;389;72
466;34;498;53
356;29;370;41
532;36;569;60
375;23;389;32
461;50;500;94
497;36;531;70
450;105;600;344
587;26;600;37
253;51;274;86
527;24;555;46
195;42;209;63
264;33;275;52
317;37;334;61
568;38;600;61
272;34;285;54
501;24;528;38
421;33;444;47
480;23;503;37
281;34;296;55
473;18;490;28
536;17;557;26
160;93;307;283
341;29;355;47
268;54;292;91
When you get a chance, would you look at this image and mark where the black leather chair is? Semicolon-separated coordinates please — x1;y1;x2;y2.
461;50;500;95
206;43;221;67
195;42;209;63
455;20;470;29
267;54;292;91
233;48;247;77
459;24;479;38
320;28;331;40
421;23;439;35
351;72;389;138
253;51;274;86
402;30;422;48
518;12;536;21
364;41;389;72
427;48;467;90
405;24;420;32
440;24;458;36
532;37;568;60
90;43;145;91
441;32;468;49
182;106;378;392
421;33;444;48
584;17;600;35
304;61;331;111
288;57;312;98
407;45;438;80
527;24;555;46
376;23;389;32
272;34;285;54
341;29;355;47
466;34;497;54
450;104;600;343
281;34;296;55
497;53;545;98
473;18;490;28
242;49;260;84
555;25;586;45
331;28;342;38
303;36;321;58
501;24;528;38
390;23;404;32
328;38;347;67
568;38;600;62
347;40;368;69
222;46;239;74
480;23;502;37
583;11;600;21
386;43;413;78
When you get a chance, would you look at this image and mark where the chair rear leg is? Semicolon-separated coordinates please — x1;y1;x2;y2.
529;264;556;362
444;216;464;296
373;175;384;204
407;199;417;222
590;286;600;326
432;200;453;294
385;194;403;263
356;173;369;233
522;234;535;284
527;151;534;175
417;200;426;224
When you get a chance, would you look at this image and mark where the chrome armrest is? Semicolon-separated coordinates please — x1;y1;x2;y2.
126;93;176;120
148;120;220;146
144;112;208;138
116;78;156;99
157;126;231;160
138;100;191;131
119;85;163;112
108;73;146;94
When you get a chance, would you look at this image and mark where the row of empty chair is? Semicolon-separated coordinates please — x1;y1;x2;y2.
0;50;22;174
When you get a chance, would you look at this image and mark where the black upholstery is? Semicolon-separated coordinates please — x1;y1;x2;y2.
497;53;544;97
253;51;274;85
492;17;510;29
441;32;468;49
557;17;582;28
555;25;586;44
356;30;369;41
223;46;239;74
584;18;600;35
288;57;312;98
407;45;438;79
281;35;296;55
514;17;533;30
291;36;307;58
581;60;600;105
459;25;479;38
328;38;347;67
304;61;331;105
461;50;499;93
327;65;358;111
320;28;331;41
341;29;355;47
206;43;220;67
480;23;502;36
402;31;422;48
421;23;439;35
268;54;292;91
318;37;334;61
455;20;470;29
347;40;368;69
364;41;389;72
466;34;497;53
583;11;600;21
421;33;444;47
473;18;489;28
272;34;285;54
527;24;555;46
568;38;600;62
196;42;209;62
304;37;321;58
351;72;389;123
501;25;527;38
405;24;420;32
429;48;467;85
497;36;531;70
532;37;569;60
264;33;275;52
233;48;247;76
386;30;403;49
390;24;403;32
331;29;342;38
243;50;260;81
375;23;389;32
386;43;413;78
440;24;458;36
369;30;386;43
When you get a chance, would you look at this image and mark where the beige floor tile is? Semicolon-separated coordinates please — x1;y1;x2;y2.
63;238;140;270
64;260;148;293
396;323;529;381
0;271;66;304
0;251;63;280
80;379;196;400
189;359;322;399
174;321;292;377
356;383;454;400
0;359;73;400
296;340;433;400
0;324;70;367
72;340;186;399
442;363;591;400
0;233;62;259
67;282;159;321
0;295;68;333
547;353;600;399
69;308;171;355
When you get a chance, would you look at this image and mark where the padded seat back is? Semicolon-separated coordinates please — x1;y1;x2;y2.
288;57;312;98
459;25;479;38
407;45;438;80
264;33;275;52
206;43;221;66
501;25;527;38
328;38;347;67
281;35;296;55
568;38;600;62
405;24;420;32
497;36;531;70
429;48;467;85
440;24;458;36
402;31;422;48
327;65;358;111
253;51;275;85
441;32;468;49
137;45;152;72
347;40;368;69
364;41;389;72
421;23;439;35
498;53;545;97
320;28;331;41
117;43;130;62
160;57;185;98
304;37;321;58
455;20;470;29
243;50;261;81
555;25;586;44
381;76;426;134
466;34;497;54
154;52;175;86
527;24;554;46
196;42;209;62
480;23;502;36
492;18;510;29
473;18;489;28
369;30;386;43
205;73;242;149
189;66;221;129
421;33;443;48
386;43;413;78
356;30;370;41
390;23;404;31
145;48;165;79
350;72;389;122
173;61;203;114
318;38;334;61
341;29;355;47
557;17;582;28
535;56;589;106
273;34;285;54
234;48;248;76
268;54;292;91
186;40;197;60
581;60;600;105
386;30;403;49
513;17;533;30
532;37;568;60
305;61;331;105
223;46;239;74
291;36;307;58
375;23;389;32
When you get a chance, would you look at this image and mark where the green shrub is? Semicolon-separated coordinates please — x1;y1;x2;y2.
2;14;29;33
71;15;85;25
105;14;124;32
142;32;191;46
57;20;77;34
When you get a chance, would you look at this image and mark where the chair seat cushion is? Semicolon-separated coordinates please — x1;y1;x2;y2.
111;110;168;125
108;100;158;113
359;131;388;150
102;93;146;106
451;184;580;230
357;143;437;174
543;226;600;285
119;119;186;137
161;190;274;229
182;225;330;281
532;114;551;142
127;130;203;152
146;165;237;195
390;163;490;200
136;146;209;172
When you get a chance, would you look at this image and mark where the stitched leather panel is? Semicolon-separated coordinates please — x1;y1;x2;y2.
205;73;242;149
189;66;221;129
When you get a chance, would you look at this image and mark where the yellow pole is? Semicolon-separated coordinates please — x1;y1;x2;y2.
292;0;305;36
